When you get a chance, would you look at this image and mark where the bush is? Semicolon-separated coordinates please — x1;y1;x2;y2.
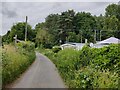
79;45;93;67
49;48;80;87
91;44;120;73
43;44;120;88
73;67;118;88
0;47;2;87
52;46;61;53
2;45;36;86
17;41;35;52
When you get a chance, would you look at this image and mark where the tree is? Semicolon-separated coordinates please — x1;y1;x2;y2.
7;22;35;42
45;14;60;45
35;22;45;33
74;12;96;42
2;31;11;43
58;10;76;43
45;14;59;30
67;32;77;42
102;15;119;39
94;14;105;41
103;3;120;39
58;10;75;30
35;29;53;48
105;4;119;18
95;14;104;30
118;4;120;21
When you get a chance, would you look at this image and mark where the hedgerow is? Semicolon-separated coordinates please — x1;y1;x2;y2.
41;44;120;88
2;41;36;86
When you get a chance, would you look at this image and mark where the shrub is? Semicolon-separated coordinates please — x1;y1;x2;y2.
51;49;80;86
0;47;2;87
91;44;120;73
79;45;93;67
2;45;36;86
92;69;118;88
73;67;118;88
43;49;55;59
52;46;61;53
43;44;120;88
17;41;35;52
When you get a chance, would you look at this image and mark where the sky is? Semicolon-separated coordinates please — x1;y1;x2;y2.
0;1;119;35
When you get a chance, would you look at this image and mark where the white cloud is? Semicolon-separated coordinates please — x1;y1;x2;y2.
1;2;118;35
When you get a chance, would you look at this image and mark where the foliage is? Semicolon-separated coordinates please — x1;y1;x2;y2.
104;4;120;39
73;67;118;88
105;4;119;18
52;46;61;53
35;29;53;48
74;12;96;42
2;44;36;86
17;41;35;52
41;44;120;88
35;22;46;32
2;22;36;44
45;14;60;45
0;47;2;88
67;32;77;42
91;44;120;73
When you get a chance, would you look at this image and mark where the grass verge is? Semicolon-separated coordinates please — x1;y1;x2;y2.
2;45;36;87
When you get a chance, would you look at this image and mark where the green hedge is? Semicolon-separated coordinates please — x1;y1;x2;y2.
2;42;36;86
17;41;35;52
42;44;120;88
52;46;61;53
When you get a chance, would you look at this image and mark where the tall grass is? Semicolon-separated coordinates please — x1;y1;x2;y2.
2;44;36;86
0;47;2;89
40;44;120;88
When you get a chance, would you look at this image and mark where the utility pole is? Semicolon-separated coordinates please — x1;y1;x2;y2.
100;30;101;41
94;30;96;43
81;33;82;43
80;30;82;43
25;16;28;41
100;30;116;41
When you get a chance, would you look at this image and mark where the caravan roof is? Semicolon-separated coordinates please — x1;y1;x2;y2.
97;37;120;45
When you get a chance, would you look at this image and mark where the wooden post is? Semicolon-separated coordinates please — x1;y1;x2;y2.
25;16;28;41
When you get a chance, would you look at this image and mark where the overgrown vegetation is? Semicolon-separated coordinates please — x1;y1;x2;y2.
52;46;62;53
2;41;36;86
0;47;2;88
40;44;120;88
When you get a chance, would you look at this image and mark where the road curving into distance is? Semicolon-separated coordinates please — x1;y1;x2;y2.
6;52;66;88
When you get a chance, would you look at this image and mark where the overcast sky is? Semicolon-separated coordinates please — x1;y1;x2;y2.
0;2;118;35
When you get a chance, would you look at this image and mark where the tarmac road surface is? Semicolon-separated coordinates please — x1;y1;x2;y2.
6;52;66;88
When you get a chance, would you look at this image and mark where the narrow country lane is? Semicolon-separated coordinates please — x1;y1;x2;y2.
6;52;66;88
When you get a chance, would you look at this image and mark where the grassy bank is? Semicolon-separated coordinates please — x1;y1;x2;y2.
0;47;2;89
39;44;120;88
2;43;36;86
